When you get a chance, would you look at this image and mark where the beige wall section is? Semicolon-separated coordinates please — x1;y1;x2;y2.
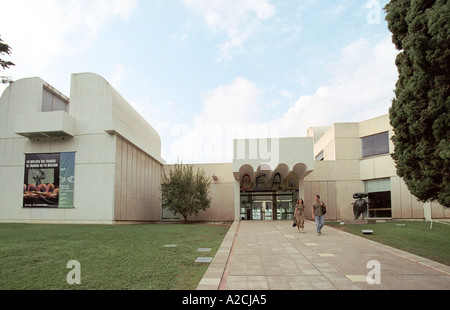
310;123;360;161
71;73;164;164
162;163;235;222
114;136;162;222
0;134;118;224
304;160;364;221
0;76;117;224
0;73;165;224
305;122;363;220
359;114;392;137
307;114;448;221
233;137;314;179
391;175;448;220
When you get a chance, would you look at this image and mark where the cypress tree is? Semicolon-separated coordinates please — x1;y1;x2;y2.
385;0;449;207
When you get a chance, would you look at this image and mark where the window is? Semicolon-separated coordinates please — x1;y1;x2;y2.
42;87;69;112
365;178;392;218
367;191;392;218
240;191;296;221
315;151;324;161
361;131;389;158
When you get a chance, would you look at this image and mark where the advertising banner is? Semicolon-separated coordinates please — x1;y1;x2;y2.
59;152;75;209
23;152;75;208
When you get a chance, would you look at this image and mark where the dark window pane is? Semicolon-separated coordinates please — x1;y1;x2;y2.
42;87;69;112
54;95;68;112
368;191;392;218
42;88;54;112
362;131;389;158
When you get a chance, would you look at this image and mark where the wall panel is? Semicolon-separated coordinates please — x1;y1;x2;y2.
114;136;162;222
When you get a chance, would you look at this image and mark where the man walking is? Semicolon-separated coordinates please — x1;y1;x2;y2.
312;195;326;235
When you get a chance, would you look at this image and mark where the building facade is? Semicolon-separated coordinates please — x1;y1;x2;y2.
0;73;447;224
303;115;447;221
0;73;164;224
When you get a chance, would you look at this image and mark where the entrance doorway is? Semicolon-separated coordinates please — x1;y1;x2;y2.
240;191;297;220
250;201;272;220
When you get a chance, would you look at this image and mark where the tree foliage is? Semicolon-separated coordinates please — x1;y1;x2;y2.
161;163;212;221
385;0;449;207
0;34;15;84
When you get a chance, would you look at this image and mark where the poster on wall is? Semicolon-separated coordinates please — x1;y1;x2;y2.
23;152;75;208
59;152;75;209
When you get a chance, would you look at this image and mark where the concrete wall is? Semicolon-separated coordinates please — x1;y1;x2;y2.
0;135;117;224
233;137;314;178
2;74;447;224
305;123;363;220
0;76;117;223
304;161;364;221
0;73;164;224
71;73;164;223
114;136;162;222
306;114;448;221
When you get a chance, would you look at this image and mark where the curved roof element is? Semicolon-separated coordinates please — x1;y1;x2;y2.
70;72;164;164
233;137;314;180
1;73;164;163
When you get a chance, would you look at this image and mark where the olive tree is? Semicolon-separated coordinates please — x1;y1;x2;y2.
161;163;212;222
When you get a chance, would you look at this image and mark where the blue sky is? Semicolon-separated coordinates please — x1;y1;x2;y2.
0;0;397;164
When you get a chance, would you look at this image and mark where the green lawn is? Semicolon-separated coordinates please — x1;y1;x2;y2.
0;223;230;290
328;221;450;266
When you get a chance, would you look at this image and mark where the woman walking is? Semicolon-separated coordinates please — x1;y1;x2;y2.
294;198;305;233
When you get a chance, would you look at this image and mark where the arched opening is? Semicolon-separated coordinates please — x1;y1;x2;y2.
238;163;305;221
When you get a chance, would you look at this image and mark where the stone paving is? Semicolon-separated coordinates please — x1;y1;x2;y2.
197;220;450;290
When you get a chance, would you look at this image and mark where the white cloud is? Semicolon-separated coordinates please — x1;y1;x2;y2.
168;36;398;163
201;77;262;124
172;22;192;48
108;63;126;89
182;0;276;61
0;0;138;72
169;77;270;163
279;89;295;99
273;36;399;137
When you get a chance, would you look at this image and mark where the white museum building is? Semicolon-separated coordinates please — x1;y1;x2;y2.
0;73;447;224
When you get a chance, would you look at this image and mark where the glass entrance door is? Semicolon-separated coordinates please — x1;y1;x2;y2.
251;201;262;220
240;191;298;220
251;201;272;220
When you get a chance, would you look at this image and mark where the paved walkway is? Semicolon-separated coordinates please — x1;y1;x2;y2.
197;220;450;290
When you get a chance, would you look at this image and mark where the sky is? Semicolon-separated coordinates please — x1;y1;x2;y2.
0;0;398;164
